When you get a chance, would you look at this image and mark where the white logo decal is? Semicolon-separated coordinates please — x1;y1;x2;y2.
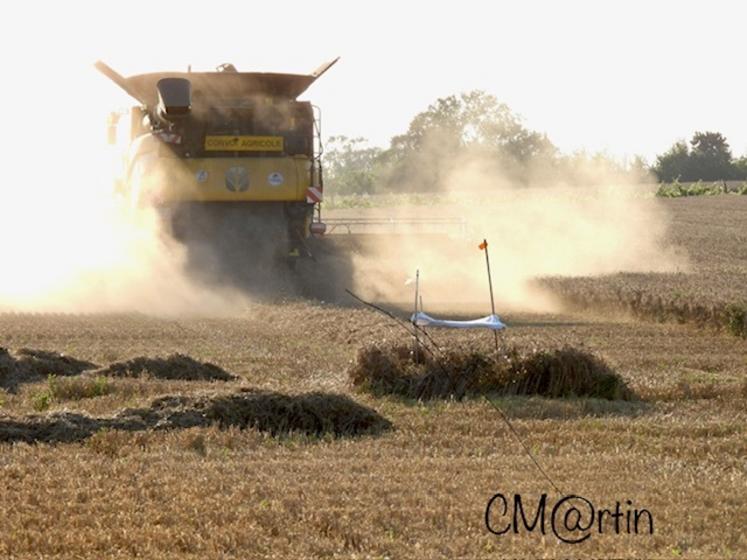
268;172;284;186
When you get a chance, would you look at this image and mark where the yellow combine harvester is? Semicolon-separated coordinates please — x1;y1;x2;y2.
96;59;338;288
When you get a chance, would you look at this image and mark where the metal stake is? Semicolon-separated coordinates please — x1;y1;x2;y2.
482;239;499;353
413;269;420;359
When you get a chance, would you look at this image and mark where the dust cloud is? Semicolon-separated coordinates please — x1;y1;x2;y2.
346;153;688;313
0;61;686;316
0;188;245;315
0;126;244;315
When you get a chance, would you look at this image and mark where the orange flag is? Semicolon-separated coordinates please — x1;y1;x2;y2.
478;240;488;250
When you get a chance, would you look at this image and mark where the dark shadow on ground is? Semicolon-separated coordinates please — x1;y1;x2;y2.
484;394;651;420
0;389;392;444
170;205;359;303
1;349;236;392
0;348;98;393
94;354;237;381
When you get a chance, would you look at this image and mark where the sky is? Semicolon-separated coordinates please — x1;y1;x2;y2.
2;0;746;163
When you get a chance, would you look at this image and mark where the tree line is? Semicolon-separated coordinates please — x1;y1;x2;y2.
651;132;747;183
322;90;746;194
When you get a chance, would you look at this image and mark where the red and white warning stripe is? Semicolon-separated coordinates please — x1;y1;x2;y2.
306;186;323;204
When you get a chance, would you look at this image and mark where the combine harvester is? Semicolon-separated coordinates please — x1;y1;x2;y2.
97;59;465;297
96;59;336;263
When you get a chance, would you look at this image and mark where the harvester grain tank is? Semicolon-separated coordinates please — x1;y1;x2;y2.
95;59;338;268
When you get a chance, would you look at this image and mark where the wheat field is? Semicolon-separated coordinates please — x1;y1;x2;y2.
0;195;745;559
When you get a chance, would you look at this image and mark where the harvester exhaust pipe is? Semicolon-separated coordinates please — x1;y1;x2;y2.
156;78;192;121
94;60;145;104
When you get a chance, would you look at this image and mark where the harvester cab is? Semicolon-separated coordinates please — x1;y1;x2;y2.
95;58;338;267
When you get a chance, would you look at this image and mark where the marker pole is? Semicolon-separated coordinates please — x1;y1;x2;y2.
482;239;499;353
413;269;420;359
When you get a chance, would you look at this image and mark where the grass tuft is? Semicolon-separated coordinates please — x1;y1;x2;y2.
30;375;113;410
185;433;207;456
49;375;112;401
725;304;747;338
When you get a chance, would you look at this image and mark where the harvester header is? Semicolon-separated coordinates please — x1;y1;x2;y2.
94;58;339;105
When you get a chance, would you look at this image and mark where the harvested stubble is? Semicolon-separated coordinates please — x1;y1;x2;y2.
536;196;747;339
349;343;634;401
541;277;747;338
93;353;237;381
0;389;391;444
0;347;98;391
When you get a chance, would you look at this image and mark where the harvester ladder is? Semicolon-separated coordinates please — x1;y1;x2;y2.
311;105;324;222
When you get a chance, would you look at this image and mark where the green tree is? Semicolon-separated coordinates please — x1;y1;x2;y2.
653;131;737;182
381;90;555;191
733;156;747;180
323;136;383;195
629;155;650;178
652;140;691;182
689;131;734;181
